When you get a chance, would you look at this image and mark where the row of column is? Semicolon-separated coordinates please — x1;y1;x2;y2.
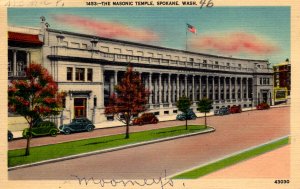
107;70;252;105
9;50;30;77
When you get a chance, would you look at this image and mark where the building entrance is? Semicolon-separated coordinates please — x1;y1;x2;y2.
74;98;87;118
262;92;268;103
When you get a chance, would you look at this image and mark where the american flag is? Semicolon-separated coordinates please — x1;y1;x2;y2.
187;23;196;34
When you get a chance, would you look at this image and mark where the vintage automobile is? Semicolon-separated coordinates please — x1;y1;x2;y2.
59;117;95;134
230;105;242;114
132;113;159;125
8;130;13;141
256;102;270;110
214;106;230;116
176;109;197;121
22;121;58;138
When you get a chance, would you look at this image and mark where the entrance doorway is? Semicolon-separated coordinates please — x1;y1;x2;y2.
262;92;268;103
74;98;87;118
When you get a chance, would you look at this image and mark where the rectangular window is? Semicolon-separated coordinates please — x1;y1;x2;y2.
94;97;97;107
87;68;93;81
260;78;262;85
67;67;73;81
75;68;85;81
203;60;207;64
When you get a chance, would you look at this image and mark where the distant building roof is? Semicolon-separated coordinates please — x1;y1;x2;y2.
273;61;290;67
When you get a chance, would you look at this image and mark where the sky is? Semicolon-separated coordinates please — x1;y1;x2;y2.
8;7;290;65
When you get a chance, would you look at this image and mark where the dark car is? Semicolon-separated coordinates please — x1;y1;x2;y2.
8;130;13;141
256;102;270;110
214;106;230;116
132;113;159;125
176;109;197;121
22;121;58;138
59;117;95;134
230;105;242;114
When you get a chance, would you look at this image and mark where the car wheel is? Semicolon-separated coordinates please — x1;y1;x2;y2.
50;130;57;137
86;126;93;132
64;128;71;135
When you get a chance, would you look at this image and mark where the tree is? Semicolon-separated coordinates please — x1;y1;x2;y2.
176;96;192;130
197;98;213;128
105;66;149;139
8;63;63;156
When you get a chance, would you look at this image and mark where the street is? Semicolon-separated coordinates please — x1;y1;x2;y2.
9;107;289;180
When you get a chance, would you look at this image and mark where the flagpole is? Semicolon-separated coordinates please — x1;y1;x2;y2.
186;23;188;51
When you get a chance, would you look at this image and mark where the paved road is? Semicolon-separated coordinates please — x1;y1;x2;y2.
9;107;289;180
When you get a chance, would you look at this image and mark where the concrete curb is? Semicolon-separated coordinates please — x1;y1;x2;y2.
169;135;290;178
8;126;216;171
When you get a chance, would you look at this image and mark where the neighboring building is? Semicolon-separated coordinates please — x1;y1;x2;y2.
273;59;291;95
8;18;274;126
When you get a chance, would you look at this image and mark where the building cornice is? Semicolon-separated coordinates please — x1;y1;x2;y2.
47;28;269;63
47;55;273;76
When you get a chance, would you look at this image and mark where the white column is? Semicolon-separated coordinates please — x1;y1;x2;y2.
199;76;202;100
177;74;180;100
241;77;243;100
154;75;158;104
114;70;118;86
229;77;232;101
192;75;195;102
246;78;249;101
26;51;30;68
206;76;209;98
224;77;227;101
212;76;215;100
159;73;162;104
149;73;153;105
185;75;188;97
13;50;17;76
110;72;114;95
235;77;238;100
168;74;172;106
218;77;221;100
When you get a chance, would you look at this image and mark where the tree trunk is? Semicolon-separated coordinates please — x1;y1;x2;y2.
204;112;207;128
185;118;188;130
25;121;33;156
125;118;130;139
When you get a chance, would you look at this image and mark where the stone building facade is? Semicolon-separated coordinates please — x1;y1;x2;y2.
8;20;274;125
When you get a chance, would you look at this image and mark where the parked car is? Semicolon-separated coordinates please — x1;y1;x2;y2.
59;117;95;134
132;113;159;125
176;109;197;121
256;102;270;110
22;121;58;138
214;106;230;116
8;130;13;141
230;105;242;114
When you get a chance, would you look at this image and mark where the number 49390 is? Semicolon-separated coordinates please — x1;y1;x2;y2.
274;180;290;184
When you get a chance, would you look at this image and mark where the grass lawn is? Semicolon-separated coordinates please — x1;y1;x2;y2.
9;125;209;167
172;137;289;179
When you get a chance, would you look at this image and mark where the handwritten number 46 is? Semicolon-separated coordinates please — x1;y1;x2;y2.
199;0;214;8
